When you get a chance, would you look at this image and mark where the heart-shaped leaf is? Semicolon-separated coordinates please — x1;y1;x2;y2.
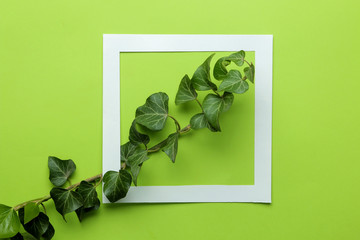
0;204;20;238
50;188;83;220
19;210;49;239
162;133;179;163
75;181;100;222
213;57;231;80
126;148;149;186
244;63;255;83
175;74;198;105
227;50;245;66
218;70;249;94
23;203;40;224
135;92;169;131
103;170;132;203
129;120;150;146
202;92;234;131
191;54;217;91
48;156;76;187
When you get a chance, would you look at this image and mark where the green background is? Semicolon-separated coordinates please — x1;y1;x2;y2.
0;0;359;239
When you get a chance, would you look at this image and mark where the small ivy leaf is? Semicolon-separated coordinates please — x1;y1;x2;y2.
218;70;249;94
191;54;218;91
126;148;149;186
48;156;76;187
222;92;234;113
120;142;138;164
244;63;255;83
202;92;234;131
227;50;245;66
135;92;169;131
18;211;49;239
103;170;132;203
190;113;208;130
75;181;100;222
50;188;83;220
0;204;20;238
129;120;150;146
175;74;198;105
213;57;231;80
162;133;179;163
190;113;217;132
42;222;55;240
23;203;40;225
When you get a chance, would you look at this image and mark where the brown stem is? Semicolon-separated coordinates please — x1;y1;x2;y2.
13;174;102;211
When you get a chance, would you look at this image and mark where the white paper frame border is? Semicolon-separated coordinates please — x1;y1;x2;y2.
103;34;273;203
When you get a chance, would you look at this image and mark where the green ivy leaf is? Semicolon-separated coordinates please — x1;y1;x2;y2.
227;50;245;66
50;188;83;220
162;133;179;163
129;120;150;146
120;142;138;164
135;92;169;131
42;223;55;240
48;156;76;187
103;170;132;203
218;70;249;94
213;57;231;80
75;181;100;222
244;63;255;83
202;92;234;131
126;148;149;186
222;92;234;113
191;54;217;91
175;74;198;105
0;204;20;238
18;210;49;239
23;203;40;224
190;113;207;130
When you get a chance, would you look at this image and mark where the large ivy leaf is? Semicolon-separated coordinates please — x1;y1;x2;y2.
213;57;231;80
162;133;179;163
23;203;40;224
0;204;20;238
103;170;132;203
75;181;100;222
202;92;234;131
50;188;83;220
218;70;249;94
227;50;245;66
175;74;198;105
48;156;76;187
126;148;149;186
244;63;255;83
129;120;150;146
191;54;217;91
135;92;169;131
18;210;49;239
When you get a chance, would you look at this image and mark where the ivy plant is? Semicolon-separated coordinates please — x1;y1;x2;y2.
0;51;254;239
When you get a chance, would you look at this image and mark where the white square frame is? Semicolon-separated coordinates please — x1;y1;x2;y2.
103;34;273;203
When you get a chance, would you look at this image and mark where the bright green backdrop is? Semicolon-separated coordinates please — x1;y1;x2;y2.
1;0;360;239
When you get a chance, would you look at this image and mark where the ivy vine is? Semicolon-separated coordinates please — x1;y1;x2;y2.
0;51;255;239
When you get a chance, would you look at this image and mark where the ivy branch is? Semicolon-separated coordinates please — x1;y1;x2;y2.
0;50;255;240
